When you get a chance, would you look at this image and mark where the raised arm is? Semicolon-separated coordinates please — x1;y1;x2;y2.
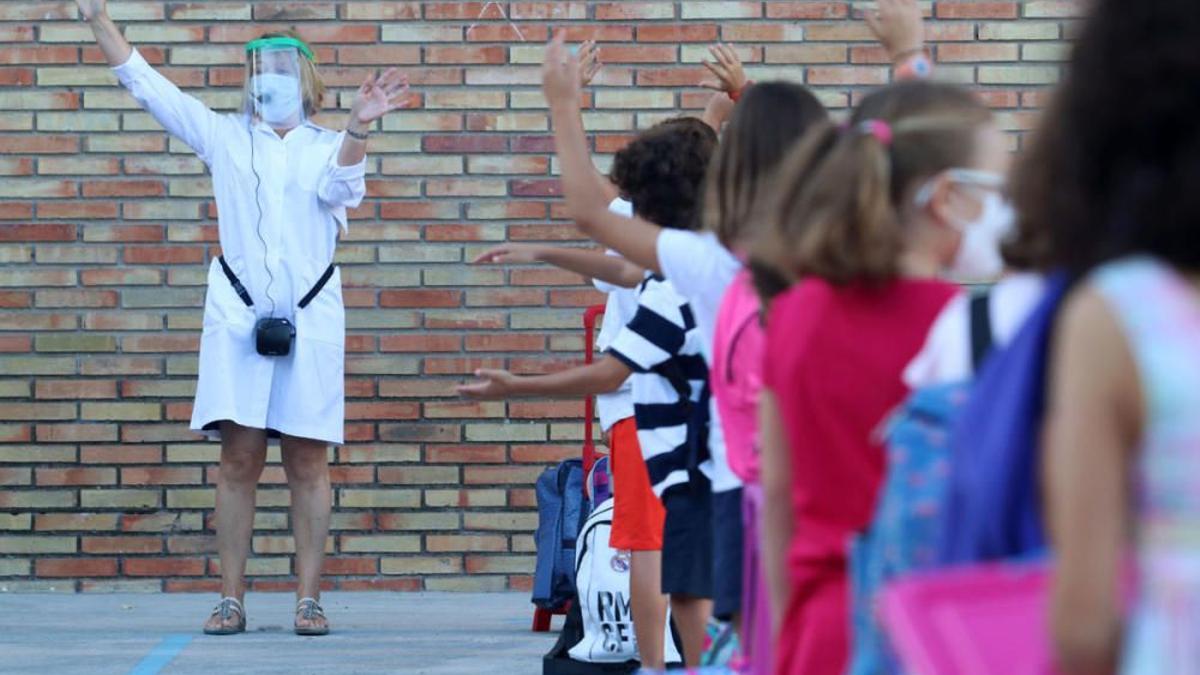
699;42;747;132
576;40;620;204
543;32;665;274
77;0;219;162
864;0;933;80
457;356;631;400
473;244;644;289
77;0;131;65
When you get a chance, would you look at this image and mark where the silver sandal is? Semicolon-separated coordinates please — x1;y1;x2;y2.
294;597;330;636
203;596;246;635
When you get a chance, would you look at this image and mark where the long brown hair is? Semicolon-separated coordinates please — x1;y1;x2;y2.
702;82;827;250
751;81;992;299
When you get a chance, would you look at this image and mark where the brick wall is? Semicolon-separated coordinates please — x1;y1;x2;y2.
0;1;1081;593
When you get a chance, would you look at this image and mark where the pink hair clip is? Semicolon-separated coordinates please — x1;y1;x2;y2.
857;119;893;146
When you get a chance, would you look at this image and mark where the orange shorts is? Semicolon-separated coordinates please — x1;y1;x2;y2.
608;417;665;551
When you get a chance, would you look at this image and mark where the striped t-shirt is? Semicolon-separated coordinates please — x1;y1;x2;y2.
607;275;709;496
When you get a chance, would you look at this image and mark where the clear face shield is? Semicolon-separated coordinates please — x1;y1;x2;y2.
245;37;310;129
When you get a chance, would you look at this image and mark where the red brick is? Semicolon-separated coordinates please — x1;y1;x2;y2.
0;291;31;308
425;445;507;464
380;289;462;308
121;467;201;485
637;25;719;43
82;180;166;198
37;558;118;578
36;467;117;487
0;223;76;242
423;135;508;153
124;557;206;577
82;536;162;555
425;46;506;65
936;2;1019;19
380;334;462;353
122;246;205;265
764;2;848;19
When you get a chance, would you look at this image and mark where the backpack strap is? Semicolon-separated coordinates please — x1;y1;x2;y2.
969;291;995;373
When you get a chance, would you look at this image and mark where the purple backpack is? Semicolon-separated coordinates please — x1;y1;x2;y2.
938;273;1070;565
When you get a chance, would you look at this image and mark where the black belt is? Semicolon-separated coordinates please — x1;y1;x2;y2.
218;256;335;309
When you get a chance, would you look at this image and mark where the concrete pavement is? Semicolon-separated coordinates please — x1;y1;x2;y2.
0;592;560;675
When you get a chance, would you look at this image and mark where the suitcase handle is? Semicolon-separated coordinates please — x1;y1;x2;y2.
582;304;606;478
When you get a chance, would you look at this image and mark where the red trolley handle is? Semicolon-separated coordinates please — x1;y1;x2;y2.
582;304;606;478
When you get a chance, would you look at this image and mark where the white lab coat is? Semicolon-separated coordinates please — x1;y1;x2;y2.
114;49;364;445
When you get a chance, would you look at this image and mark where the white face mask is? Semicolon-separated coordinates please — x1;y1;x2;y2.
251;73;302;126
947;191;1014;281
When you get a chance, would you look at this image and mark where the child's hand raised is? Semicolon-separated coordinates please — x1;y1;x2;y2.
457;369;519;400
865;0;925;62
542;31;582;108
700;44;748;95
578;39;602;87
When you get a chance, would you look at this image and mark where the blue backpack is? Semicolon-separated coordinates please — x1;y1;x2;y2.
938;272;1069;565
848;293;994;675
533;459;588;611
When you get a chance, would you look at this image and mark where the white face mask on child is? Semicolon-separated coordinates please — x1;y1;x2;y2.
947;191;1014;281
916;169;1013;281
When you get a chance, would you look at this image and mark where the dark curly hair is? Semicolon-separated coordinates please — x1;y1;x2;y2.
609;117;717;231
1008;0;1200;275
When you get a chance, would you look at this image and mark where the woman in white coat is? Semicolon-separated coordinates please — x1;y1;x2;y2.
77;0;411;635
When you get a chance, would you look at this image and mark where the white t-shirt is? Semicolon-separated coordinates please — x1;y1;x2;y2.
904;273;1047;388
655;228;744;492
595;199;637;431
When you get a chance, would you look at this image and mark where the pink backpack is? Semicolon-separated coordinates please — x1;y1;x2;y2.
711;269;764;485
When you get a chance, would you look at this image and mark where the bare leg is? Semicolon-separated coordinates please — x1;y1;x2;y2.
281;434;331;632
670;594;714;668
630;550;669;669
204;421;267;633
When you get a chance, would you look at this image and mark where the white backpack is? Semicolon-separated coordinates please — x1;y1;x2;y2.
569;497;682;665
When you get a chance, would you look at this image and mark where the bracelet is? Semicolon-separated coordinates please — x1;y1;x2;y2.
729;81;754;103
894;52;933;81
345;127;369;141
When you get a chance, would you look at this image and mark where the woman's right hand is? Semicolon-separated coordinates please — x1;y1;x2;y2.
472;244;544;265
75;0;107;21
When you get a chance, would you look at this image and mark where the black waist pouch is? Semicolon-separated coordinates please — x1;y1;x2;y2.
219;256;332;358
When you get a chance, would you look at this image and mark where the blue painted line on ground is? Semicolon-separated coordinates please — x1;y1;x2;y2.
128;634;193;675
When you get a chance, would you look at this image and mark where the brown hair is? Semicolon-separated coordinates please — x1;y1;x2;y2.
244;30;325;118
751;81;992;299
703;82;828;250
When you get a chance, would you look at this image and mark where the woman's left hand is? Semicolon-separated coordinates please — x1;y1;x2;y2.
349;68;413;125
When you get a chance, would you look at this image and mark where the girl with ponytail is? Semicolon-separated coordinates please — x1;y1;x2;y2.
752;80;1010;675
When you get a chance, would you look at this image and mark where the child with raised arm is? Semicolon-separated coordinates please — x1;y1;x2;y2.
460;106;719;669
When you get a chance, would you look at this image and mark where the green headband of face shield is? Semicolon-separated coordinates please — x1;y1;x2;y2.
245;36;315;61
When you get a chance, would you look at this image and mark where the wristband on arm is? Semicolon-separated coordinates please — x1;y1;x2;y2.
893;50;933;81
729;81;754;103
